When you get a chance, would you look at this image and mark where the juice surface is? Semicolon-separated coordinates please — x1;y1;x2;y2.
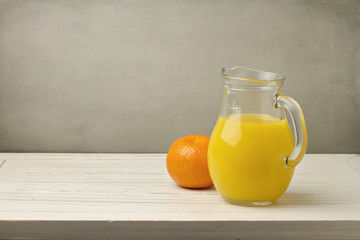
208;114;295;202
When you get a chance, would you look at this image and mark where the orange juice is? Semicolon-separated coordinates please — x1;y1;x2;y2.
208;114;295;203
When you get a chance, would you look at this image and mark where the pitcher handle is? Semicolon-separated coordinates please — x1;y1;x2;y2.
276;96;307;167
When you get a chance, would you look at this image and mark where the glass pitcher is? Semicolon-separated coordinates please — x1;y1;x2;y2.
208;66;307;206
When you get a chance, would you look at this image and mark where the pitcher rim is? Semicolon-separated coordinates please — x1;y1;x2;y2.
222;66;285;85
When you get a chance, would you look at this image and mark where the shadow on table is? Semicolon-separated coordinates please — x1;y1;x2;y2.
175;185;217;192
270;190;322;207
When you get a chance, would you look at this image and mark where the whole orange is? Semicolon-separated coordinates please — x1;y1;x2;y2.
166;135;213;189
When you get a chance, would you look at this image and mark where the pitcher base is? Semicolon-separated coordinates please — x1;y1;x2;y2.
223;197;273;206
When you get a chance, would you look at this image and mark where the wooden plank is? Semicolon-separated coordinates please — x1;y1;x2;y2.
0;153;359;239
0;221;360;240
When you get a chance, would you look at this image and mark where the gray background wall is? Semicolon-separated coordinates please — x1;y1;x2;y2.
0;0;359;153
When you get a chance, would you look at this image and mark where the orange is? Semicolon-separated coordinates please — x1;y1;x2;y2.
166;135;213;189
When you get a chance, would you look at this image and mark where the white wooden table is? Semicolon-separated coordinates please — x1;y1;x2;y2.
0;153;359;239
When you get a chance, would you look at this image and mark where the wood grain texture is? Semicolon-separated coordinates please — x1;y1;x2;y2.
0;153;359;239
